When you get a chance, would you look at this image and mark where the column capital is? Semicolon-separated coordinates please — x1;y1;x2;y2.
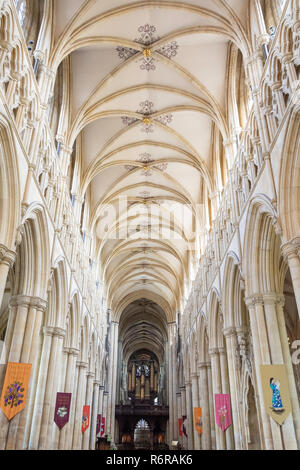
93;380;101;386
197;361;210;371
244;294;264;308
190;372;199;380
10;295;47;311
53;327;66;339
261;292;285;306
63;347;80;357
87;371;95;379
281;237;300;260
223;326;237;338
0;244;16;268
76;361;88;369
208;347;220;357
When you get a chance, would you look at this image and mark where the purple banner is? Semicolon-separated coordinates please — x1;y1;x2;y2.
54;392;72;430
96;414;102;436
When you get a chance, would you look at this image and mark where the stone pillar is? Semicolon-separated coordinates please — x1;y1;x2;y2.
82;371;95;450
65;357;80;450
198;362;212;450
185;381;194;450
0;295;46;450
180;386;188;450
246;294;298;450
275;299;300;446
191;372;201;449
8;296;46;450
58;348;79;450
167;322;177;444
0;245;15;308
262;294;298;449
281;238;300;317
98;386;104;422
219;347;234;450
177;391;182;447
103;391;108;429
90;381;100;449
207;363;216;449
38;328;66;450
245;296;273;450
223;327;244;449
209;348;226;450
72;362;88;449
110;321;119;443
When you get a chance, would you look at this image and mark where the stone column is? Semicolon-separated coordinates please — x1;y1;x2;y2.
39;328;66;450
7;297;47;450
66;360;79;450
209;348;225;450
82;371;95;450
103;391;109;435
0;295;45;450
180;386;188;450
110;322;119;443
72;362;88;450
275;299;300;446
177;391;182;447
17;298;47;450
245;296;273;450
223;327;244;449
167;322;177;444
191;372;201;449
98;386;104;422
58;348;79;450
281;238;300;317
0;244;15;308
219;347;234;450
185;381;194;450
90;381;100;449
198;362;212;450
262;294;298;450
207;363;216;449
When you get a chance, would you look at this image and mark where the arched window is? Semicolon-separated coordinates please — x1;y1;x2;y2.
136;419;149;430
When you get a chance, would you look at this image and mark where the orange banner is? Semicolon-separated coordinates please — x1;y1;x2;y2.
194;407;203;435
0;362;32;421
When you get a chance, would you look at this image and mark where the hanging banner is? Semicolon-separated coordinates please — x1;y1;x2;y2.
0;362;32;421
215;394;232;431
54;392;72;430
260;364;292;425
178;418;183;437
194;407;203;435
100;416;105;437
182;415;187;437
82;405;90;433
96;414;102;436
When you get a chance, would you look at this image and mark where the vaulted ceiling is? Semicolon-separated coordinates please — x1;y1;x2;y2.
51;0;253;323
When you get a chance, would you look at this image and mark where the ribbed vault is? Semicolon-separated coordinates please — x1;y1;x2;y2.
50;0;255;323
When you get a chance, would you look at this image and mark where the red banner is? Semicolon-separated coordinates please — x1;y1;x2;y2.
215;394;232;431
82;405;90;433
100;416;105;437
54;393;72;430
178;418;183;437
